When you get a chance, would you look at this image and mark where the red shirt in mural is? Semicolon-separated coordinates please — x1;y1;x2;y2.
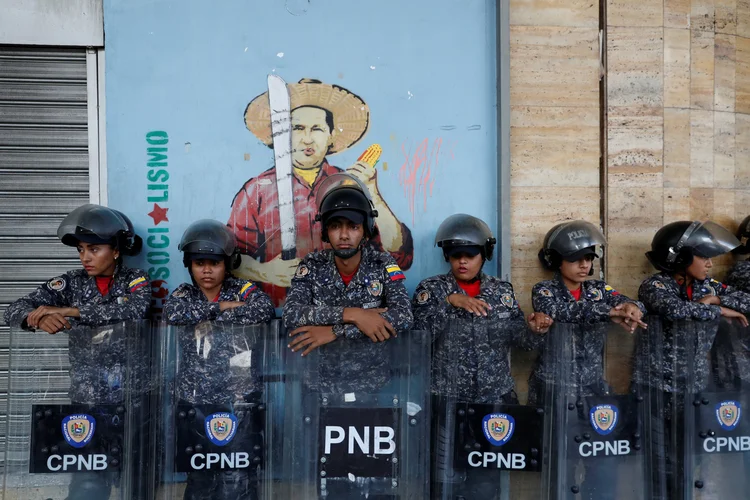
227;161;414;306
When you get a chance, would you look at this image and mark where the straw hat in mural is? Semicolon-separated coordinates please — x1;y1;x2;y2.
244;78;370;154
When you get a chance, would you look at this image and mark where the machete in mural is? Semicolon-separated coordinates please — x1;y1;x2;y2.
227;78;414;307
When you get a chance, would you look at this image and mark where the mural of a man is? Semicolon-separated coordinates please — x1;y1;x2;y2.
228;78;414;306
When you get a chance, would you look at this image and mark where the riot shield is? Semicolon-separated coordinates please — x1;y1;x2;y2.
153;320;281;500
2;320;153;500
275;328;430;499
682;317;750;498
542;321;649;500
431;319;543;500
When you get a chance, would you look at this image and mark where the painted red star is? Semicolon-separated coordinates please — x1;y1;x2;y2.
148;203;169;225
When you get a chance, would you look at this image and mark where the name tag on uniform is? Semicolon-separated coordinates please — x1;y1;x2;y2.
362;301;381;309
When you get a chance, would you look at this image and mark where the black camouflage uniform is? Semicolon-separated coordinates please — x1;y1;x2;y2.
637;220;750;499
283;245;413;394
5;267;150;403
165;219;275;500
414;272;542;403
164;276;275;402
528;274;645;405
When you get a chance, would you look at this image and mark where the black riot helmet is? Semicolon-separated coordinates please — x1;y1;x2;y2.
57;204;142;256
538;220;605;273
314;173;378;243
435;214;496;262
646;220;740;272
734;215;750;255
178;219;240;270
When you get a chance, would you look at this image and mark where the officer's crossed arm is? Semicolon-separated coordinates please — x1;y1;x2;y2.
532;284;612;324
713;280;750;316
5;276;73;333
638;279;720;321
164;284;222;325
217;282;275;325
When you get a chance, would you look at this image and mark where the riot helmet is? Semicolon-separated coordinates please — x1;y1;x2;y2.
435;214;496;262
538;220;605;272
734;215;750;255
314;173;378;258
178;219;240;270
646;220;740;272
57;204;141;256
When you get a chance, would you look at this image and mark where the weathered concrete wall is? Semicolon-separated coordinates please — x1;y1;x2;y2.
606;0;750;297
509;0;602;313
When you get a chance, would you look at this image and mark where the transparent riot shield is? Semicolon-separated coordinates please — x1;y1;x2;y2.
681;317;750;498
154;320;281;500
275;329;430;499
431;319;543;500
542;322;649;500
2;320;153;500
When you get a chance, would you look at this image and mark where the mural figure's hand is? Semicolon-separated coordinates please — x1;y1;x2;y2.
346;162;378;191
235;254;300;288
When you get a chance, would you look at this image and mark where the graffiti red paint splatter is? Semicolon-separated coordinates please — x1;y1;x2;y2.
398;138;453;224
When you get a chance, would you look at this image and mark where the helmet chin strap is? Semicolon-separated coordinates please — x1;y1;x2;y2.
333;238;366;260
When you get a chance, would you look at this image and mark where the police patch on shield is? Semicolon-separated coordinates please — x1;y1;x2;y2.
62;414;96;449
47;277;67;292
482;413;515;446
205;412;238;447
369;280;383;297
590;404;618;436
716;400;741;431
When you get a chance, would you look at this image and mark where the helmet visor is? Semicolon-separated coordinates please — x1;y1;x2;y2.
687;221;740;258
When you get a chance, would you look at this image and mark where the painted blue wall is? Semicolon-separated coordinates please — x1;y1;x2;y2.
104;0;498;305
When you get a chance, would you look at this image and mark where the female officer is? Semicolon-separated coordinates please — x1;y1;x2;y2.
413;213;551;499
4;203;150;500
638;220;750;498
164;219;274;500
529;220;646;500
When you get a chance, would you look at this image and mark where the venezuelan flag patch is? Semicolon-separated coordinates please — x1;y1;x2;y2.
386;265;405;281
604;285;620;296
239;281;257;299
129;277;147;292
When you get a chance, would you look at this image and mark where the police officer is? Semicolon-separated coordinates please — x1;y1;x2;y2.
529;220;645;500
283;173;414;380
726;215;750;292
283;173;414;498
413;214;550;499
4;203;150;500
529;220;646;405
638;220;750;498
164;219;274;500
165;219;274;326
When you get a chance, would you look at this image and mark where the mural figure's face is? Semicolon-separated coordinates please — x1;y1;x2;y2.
291;106;334;170
77;242;118;277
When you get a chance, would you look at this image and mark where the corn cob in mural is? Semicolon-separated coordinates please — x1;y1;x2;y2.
357;144;382;168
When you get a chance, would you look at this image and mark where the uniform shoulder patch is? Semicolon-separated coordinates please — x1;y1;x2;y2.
590;288;603;301
604;284;620;296
172;285;189;298
295;263;310;278
652;280;666;290
128;276;148;292
369;280;383;297
239;281;257;299
416;289;431;304
501;294;514;308
386;264;405;281
538;287;553;298
47;277;67;292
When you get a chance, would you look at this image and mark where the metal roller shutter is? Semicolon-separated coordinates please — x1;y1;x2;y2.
0;46;91;472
